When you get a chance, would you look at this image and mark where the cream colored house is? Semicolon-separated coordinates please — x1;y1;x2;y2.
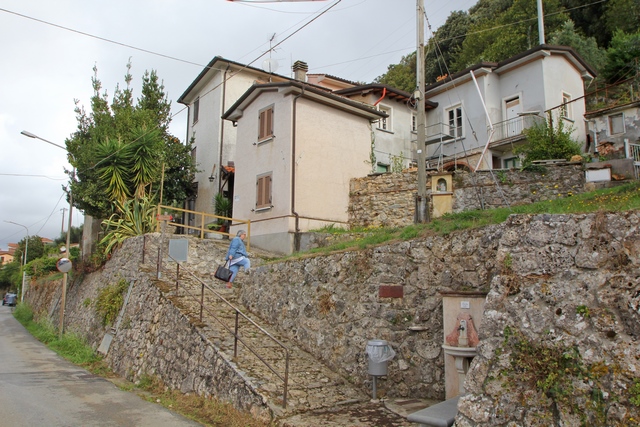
222;81;386;254
423;44;596;171
178;58;292;229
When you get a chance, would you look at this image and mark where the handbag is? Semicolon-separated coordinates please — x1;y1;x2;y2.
214;260;233;282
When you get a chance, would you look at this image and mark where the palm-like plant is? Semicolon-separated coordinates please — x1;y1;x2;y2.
100;196;158;255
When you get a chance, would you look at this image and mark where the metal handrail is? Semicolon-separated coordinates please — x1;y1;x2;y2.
489;114;544;143
156;204;251;250
162;252;289;407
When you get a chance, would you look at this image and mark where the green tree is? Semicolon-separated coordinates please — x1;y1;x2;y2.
605;0;640;38
561;0;611;47
15;236;45;264
602;30;640;83
66;62;197;219
515;115;582;168
424;10;472;83
454;0;568;70
375;52;416;92
549;21;607;73
0;262;21;289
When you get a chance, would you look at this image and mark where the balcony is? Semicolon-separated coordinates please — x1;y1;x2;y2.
490;113;544;148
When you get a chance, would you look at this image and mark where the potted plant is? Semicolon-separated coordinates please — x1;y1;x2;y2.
214;192;233;232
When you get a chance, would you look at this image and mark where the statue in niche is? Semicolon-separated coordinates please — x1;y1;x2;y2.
437;178;448;192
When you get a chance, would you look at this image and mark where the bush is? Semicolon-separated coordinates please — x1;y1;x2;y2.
95;279;129;326
27;257;60;279
515;115;582;168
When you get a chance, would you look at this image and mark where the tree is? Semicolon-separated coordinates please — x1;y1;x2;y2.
605;0;640;38
549;21;607;73
424;10;472;83
515;115;582;168
602;30;640;83
14;236;45;264
375;52;416;92
66;62;197;219
560;0;611;47
454;0;568;70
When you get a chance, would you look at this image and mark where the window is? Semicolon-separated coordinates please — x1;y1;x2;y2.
411;114;417;132
560;92;572;119
258;106;274;141
608;113;625;135
503;157;520;169
446;105;463;138
377;105;392;131
376;163;389;173
256;173;272;210
193;98;200;124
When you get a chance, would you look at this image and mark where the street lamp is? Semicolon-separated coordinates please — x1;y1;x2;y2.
21;130;73;337
4;221;28;301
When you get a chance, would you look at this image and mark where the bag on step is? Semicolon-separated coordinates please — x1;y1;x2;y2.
214;260;233;282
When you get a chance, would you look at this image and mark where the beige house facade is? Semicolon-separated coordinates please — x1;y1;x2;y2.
222;81;385;254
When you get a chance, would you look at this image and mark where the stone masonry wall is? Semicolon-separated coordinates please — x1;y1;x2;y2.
349;164;586;228
26;211;640;424
26;234;272;421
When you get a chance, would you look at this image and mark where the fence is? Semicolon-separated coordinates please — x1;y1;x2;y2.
156;204;251;250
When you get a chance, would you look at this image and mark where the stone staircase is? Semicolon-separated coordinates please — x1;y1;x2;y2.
151;244;412;426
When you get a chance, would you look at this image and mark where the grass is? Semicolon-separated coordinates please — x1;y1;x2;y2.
300;182;640;256
13;303;274;427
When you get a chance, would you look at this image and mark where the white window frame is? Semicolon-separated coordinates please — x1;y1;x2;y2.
560;92;572;120
377;105;393;132
193;98;200;124
608;112;625;135
444;103;463;139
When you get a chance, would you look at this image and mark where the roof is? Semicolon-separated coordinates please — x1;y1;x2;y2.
585;100;640;118
335;84;438;109
222;81;387;122
425;44;597;94
178;56;294;105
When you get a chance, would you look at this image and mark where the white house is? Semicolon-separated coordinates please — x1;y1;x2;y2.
335;84;437;172
222;80;386;254
423;44;596;171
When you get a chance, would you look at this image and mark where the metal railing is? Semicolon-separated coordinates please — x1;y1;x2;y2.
155;247;290;407
628;142;640;180
490;114;544;143
156;204;251;250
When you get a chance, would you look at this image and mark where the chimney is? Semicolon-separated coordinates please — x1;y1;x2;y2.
292;60;308;82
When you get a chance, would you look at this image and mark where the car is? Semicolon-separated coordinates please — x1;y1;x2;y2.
3;293;17;307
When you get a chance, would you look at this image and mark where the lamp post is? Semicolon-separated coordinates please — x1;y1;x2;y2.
21;130;73;337
4;221;29;301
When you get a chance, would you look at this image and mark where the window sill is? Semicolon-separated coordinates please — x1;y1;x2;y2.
254;206;272;213
376;128;395;134
255;136;274;146
562;117;575;123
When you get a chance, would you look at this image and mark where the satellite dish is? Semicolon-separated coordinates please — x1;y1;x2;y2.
262;58;279;73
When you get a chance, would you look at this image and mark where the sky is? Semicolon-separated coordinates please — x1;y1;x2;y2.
0;0;477;251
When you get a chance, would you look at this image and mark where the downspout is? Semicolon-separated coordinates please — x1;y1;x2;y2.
292;87;304;252
218;65;231;192
373;87;387;106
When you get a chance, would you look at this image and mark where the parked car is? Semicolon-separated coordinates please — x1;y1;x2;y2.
3;293;17;306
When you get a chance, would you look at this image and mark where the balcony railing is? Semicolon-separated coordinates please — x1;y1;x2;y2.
490;114;544;144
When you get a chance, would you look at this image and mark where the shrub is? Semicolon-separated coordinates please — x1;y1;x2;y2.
515;115;582;168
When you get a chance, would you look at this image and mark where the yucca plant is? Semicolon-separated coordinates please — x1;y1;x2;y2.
100;196;158;255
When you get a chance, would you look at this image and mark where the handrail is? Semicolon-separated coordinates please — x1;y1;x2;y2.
161;251;289;407
156;204;251;250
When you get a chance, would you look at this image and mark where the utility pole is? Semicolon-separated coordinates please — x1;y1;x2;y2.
60;207;68;234
415;0;429;223
537;0;545;44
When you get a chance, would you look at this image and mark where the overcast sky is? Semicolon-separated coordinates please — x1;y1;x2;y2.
0;0;476;251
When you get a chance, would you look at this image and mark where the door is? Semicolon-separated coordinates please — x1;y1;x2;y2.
505;97;522;137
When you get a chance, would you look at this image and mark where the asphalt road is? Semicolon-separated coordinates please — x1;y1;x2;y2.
0;305;202;427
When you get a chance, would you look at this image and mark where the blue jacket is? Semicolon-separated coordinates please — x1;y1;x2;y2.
226;237;248;260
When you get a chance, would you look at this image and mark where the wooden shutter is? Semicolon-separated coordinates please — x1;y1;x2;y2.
258;107;273;140
256;174;272;209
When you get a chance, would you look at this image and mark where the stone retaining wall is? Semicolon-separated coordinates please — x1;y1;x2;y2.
348;164;586;228
26;234;272;421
